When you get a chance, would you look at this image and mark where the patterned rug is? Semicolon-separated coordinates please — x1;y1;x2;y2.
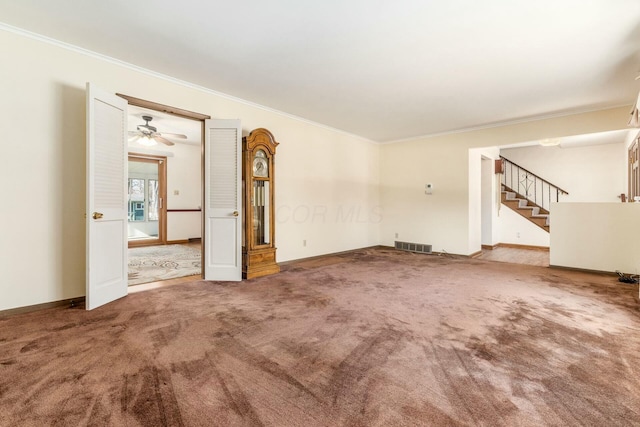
128;244;201;285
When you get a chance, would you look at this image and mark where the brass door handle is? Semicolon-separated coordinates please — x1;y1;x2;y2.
92;212;104;220
233;211;239;217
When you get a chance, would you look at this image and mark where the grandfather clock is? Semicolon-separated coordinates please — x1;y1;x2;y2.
243;128;280;279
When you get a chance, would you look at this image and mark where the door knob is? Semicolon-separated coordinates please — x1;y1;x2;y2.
233;211;239;217
92;212;104;219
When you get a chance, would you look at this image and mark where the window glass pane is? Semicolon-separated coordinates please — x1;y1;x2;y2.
148;179;159;221
128;178;145;221
263;181;270;244
253;180;266;246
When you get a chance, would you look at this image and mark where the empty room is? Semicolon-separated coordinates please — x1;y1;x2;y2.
1;1;640;426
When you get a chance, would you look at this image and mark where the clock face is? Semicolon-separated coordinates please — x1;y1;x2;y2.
253;157;268;177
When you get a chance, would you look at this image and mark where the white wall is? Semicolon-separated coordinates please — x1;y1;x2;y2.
481;158;493;246
165;143;201;211
0;29;379;311
500;142;626;203
481;156;501;247
551;203;640;273
497;205;550;247
626;129;640;150
166;142;202;241
167;212;201;242
469;147;500;253
468;149;482;253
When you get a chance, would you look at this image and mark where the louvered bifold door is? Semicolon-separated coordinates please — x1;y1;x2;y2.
86;83;129;309
203;119;242;281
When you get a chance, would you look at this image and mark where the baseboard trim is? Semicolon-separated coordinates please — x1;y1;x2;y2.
279;245;386;267
548;264;617;276
481;244;497;250
0;297;85;318
167;239;190;245
469;250;483;258
495;243;549;251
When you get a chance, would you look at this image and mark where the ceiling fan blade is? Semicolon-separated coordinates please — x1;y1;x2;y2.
128;135;141;143
128;130;141;136
154;136;175;146
157;132;187;139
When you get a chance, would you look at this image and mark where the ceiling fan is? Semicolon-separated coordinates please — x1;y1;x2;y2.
128;115;187;146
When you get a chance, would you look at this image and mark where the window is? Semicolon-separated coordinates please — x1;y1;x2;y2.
128;178;159;222
148;179;159;221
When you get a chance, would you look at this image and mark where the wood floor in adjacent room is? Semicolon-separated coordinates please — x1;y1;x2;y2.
476;246;550;267
0;247;638;426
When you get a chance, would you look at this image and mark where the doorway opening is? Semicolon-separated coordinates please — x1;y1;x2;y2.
128;154;167;247
118;94;210;286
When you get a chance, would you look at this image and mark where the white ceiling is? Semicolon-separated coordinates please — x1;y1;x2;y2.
1;1;639;143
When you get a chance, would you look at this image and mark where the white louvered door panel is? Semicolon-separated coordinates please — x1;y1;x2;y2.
204;119;242;281
86;83;128;309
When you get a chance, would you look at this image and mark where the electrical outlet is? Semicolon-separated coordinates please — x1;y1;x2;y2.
395;232;399;238
516;232;520;238
303;239;307;247
173;190;180;195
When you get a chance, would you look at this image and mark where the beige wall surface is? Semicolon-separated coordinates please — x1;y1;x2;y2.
380;108;631;256
0;30;380;311
551;203;640;273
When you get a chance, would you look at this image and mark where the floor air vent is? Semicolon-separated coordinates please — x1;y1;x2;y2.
395;241;432;254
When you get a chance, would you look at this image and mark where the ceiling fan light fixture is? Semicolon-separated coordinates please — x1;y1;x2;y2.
138;124;157;133
128;114;183;146
138;135;157;146
539;138;561;147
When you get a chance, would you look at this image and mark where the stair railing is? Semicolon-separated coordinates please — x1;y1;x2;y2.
500;156;568;212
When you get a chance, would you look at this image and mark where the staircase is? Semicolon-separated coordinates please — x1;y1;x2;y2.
501;185;550;232
499;156;568;233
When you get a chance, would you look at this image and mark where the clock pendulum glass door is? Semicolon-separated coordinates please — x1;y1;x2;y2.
252;150;270;246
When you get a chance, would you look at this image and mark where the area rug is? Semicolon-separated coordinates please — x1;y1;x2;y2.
128;244;201;285
1;248;639;426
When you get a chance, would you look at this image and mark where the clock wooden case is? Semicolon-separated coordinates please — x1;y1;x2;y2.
242;128;280;279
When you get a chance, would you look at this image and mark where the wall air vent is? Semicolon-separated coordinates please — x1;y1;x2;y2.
394;241;432;254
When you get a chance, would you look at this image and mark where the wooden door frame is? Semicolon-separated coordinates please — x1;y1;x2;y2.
116;94;210;275
629;137;639;201
127;154;168;248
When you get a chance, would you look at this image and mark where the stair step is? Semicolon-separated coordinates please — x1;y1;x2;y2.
519;205;538;210
530;214;550;226
501;184;550;232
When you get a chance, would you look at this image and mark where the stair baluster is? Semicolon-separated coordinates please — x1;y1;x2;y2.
499;156;569;232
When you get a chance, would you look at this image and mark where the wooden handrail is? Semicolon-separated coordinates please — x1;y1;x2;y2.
500;156;569;195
